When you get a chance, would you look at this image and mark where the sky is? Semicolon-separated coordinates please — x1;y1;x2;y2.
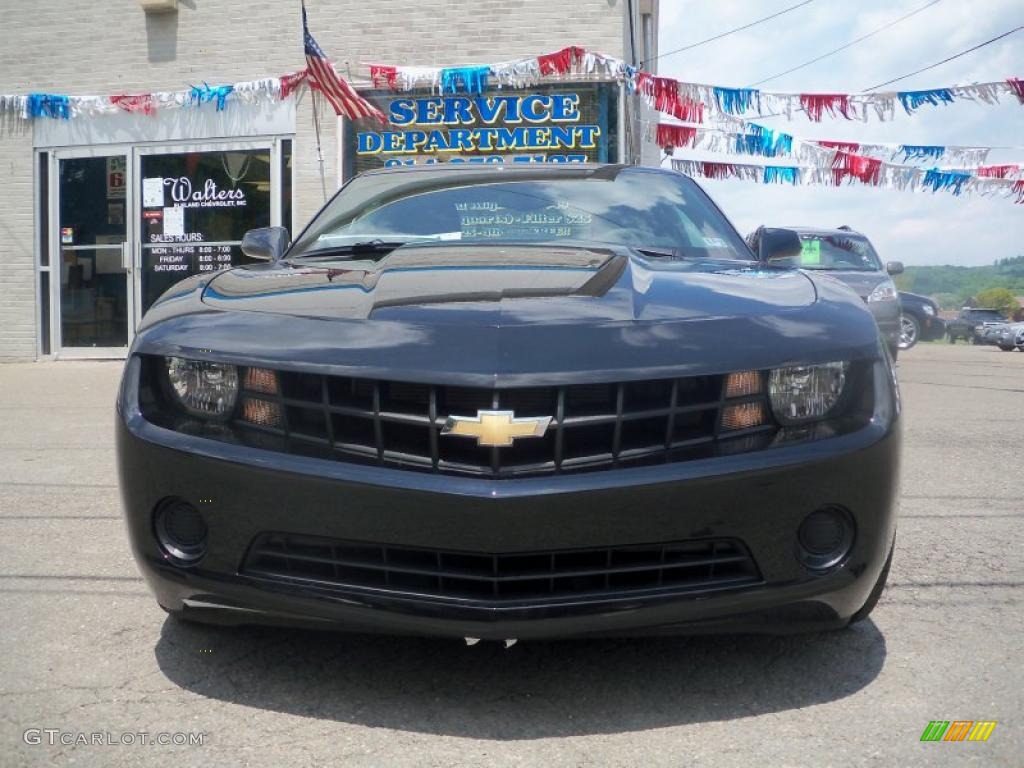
656;0;1024;266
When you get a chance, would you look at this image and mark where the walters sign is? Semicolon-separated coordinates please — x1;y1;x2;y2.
349;84;617;174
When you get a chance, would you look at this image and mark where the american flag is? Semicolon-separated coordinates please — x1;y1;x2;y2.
302;4;386;123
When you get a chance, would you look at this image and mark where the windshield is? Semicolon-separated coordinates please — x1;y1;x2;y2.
289;168;753;260
793;233;883;272
969;310;1004;321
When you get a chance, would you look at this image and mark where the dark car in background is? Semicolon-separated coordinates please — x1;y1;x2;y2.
746;226;903;359
117;164;900;641
897;291;945;350
946;308;1007;344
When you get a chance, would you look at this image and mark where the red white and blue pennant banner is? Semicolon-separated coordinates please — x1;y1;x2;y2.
652;122;1023;174
6;44;1019;125
671;158;1024;204
0;74;304;121
362;48;1023;123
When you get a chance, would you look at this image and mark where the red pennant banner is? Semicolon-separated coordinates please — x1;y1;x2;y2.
817;140;861;153
801;93;853;122
1007;78;1024;103
977;164;1020;179
655;124;698;149
637;72;704;124
700;161;735;180
110;94;155;115
370;65;398;90
279;69;309;100
832;151;883;185
537;46;584;75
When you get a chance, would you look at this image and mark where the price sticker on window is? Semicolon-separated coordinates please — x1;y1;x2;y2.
800;238;821;265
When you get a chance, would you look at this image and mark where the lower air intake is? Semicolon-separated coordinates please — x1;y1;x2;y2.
242;533;761;605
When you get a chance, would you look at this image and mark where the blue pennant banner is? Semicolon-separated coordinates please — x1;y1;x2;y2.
26;93;71;119
763;166;799;185
439;66;490;95
897;88;954;114
190;82;235;111
899;144;945;162
713;87;760;115
736;125;794;158
922;168;971;195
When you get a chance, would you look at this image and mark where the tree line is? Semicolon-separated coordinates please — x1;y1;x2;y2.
894;255;1024;311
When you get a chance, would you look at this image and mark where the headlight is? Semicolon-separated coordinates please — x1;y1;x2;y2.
866;279;897;303
165;357;239;418
922;303;935;316
769;362;848;425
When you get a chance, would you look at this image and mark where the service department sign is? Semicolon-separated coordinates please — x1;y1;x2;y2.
347;83;618;175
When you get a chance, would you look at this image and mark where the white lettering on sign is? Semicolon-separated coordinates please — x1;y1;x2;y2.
164;177;247;207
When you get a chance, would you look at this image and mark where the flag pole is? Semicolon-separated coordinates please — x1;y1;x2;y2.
312;91;328;201
302;0;328;201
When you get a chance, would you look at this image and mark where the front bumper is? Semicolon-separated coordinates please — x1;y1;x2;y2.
117;358;900;639
868;302;901;351
918;314;945;342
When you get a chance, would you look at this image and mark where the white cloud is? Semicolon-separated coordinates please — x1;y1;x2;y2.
657;0;1024;265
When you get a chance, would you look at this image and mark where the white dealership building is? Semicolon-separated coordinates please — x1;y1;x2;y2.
0;0;660;360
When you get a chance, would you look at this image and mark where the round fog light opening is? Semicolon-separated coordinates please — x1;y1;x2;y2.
154;499;208;565
797;507;854;571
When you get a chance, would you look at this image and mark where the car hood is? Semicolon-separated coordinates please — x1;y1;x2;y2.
805;269;887;300
201;244;817;325
135;245;879;385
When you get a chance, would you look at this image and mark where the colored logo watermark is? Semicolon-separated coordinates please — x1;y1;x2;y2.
920;721;997;742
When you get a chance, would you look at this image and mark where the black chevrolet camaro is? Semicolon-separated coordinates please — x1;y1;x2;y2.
116;164;900;640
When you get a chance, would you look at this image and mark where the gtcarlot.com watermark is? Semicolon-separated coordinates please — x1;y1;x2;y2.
24;729;205;747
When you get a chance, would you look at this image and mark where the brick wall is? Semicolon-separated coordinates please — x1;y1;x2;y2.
1;0;638;360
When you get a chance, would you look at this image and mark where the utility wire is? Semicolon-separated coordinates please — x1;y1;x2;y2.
749;0;944;87
864;24;1024;90
647;0;817;65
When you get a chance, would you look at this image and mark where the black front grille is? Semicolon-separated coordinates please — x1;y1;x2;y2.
242;533;761;605
232;370;775;478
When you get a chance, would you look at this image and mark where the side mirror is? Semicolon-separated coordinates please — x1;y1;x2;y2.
886;261;904;276
241;226;290;262
755;227;803;265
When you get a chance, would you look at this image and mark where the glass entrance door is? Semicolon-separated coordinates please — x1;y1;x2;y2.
55;153;134;355
135;143;277;320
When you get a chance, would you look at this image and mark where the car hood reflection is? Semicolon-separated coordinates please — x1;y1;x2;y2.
201;244;816;325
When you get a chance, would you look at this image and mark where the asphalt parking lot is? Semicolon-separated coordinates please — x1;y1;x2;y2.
1;343;1021;767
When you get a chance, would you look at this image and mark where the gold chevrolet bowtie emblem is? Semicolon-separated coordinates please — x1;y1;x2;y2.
442;410;552;447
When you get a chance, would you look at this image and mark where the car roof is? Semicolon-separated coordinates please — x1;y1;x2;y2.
782;226;867;238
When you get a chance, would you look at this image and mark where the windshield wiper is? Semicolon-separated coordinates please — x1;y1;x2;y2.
635;246;685;260
291;239;411;261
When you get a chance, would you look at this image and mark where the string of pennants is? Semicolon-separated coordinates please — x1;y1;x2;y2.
2;44;1019;204
652;122;1024;177
0;73;309;121
2;45;1021;124
363;47;1023;123
670;157;1024;205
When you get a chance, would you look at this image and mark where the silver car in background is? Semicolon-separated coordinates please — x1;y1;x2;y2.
747;225;903;358
993;322;1024;351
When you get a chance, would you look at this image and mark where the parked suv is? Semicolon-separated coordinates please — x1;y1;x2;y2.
946;308;1006;344
746;225;902;358
898;291;945;350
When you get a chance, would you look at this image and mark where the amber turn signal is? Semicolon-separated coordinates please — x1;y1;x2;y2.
720;402;765;431
244;367;279;395
725;370;762;398
241;397;282;428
